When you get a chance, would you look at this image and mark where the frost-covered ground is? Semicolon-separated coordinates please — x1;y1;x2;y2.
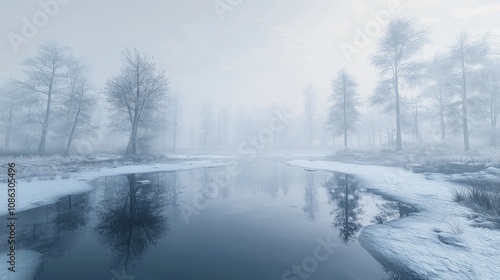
290;160;500;280
0;156;227;279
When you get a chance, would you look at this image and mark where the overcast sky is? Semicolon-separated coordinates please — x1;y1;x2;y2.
1;0;500;117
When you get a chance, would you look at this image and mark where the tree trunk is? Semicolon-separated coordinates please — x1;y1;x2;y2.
413;100;421;143
439;88;446;140
343;85;348;149
127;174;138;221
125;62;141;156
345;175;348;234
64;104;82;156
491;89;497;147
461;46;470;152
125;124;138;155
38;80;54;155
125;105;139;155
4;97;14;151
394;58;403;152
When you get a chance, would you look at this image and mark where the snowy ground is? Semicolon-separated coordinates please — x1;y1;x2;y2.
0;157;227;280
289;160;500;280
166;154;236;159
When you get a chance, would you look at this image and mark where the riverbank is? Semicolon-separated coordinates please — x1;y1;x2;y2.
0;154;229;216
0;154;229;280
289;159;500;279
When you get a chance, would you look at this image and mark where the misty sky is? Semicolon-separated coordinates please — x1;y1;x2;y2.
2;0;500;117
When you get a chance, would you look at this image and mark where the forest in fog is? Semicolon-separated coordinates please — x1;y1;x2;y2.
0;16;499;156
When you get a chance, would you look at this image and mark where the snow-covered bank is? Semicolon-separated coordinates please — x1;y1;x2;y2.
0;159;227;216
289;160;500;280
166;154;236;159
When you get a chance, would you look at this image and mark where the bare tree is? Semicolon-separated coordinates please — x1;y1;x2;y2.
106;48;169;155
408;97;421;144
371;17;428;151
18;41;70;155
328;69;360;149
424;54;454;140
303;85;316;147
449;32;490;151
478;58;500;147
0;81;32;151
63;58;94;156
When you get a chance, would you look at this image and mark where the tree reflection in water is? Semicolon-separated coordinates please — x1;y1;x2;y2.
325;173;362;243
303;172;319;221
95;173;173;269
17;193;91;259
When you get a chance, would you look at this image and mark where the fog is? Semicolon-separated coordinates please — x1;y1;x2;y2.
4;2;500;279
1;0;500;154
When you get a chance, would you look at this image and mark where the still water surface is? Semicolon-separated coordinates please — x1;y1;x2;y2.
4;157;417;279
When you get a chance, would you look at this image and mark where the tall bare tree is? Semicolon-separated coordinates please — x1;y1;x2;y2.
371;17;428;151
328;69;360;149
478;58;500;147
0;81;31;151
63;58;94;156
449;32;490;151
106;48;169;155
18;41;70;155
424;54;454;140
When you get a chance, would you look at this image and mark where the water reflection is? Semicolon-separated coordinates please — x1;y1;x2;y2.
165;173;185;221
94;173;172;269
303;172;319;221
17;193;91;259
325;173;363;244
6;159;420;280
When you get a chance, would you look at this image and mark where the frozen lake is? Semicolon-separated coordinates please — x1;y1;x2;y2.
2;157;417;279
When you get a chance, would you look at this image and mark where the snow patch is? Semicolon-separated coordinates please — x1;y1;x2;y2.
289;160;500;279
